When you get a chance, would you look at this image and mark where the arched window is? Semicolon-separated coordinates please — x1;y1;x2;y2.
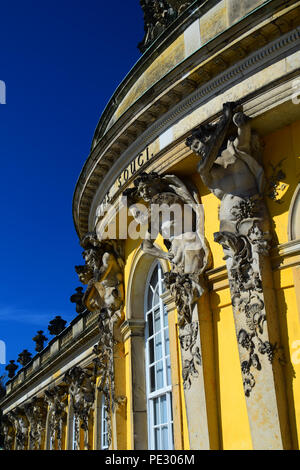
101;394;109;450
145;262;174;450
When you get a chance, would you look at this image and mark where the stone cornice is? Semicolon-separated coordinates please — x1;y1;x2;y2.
73;2;300;239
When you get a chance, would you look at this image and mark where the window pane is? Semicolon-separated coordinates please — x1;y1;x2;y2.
147;312;154;337
165;331;170;356
147;286;153;311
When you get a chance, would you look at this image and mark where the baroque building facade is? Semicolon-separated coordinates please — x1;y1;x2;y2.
1;0;300;450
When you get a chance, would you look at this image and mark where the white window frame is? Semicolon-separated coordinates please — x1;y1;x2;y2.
144;261;174;450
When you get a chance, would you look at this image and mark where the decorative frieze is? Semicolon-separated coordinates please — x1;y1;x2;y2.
124;171;212;448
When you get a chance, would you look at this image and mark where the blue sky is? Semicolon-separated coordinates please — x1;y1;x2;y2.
0;0;144;380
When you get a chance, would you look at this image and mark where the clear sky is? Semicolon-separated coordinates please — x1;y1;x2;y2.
0;0;144;380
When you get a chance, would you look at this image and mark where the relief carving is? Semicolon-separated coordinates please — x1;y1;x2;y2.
64;366;96;450
24;398;47;450
186;102;276;396
138;0;192;52
75;233;124;317
1;413;15;450
124;172;211;389
9;408;29;450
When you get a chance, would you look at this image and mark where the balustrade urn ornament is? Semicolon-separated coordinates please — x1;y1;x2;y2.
1;414;15;450
32;330;48;353
5;360;18;379
17;350;32;367
48;316;67;336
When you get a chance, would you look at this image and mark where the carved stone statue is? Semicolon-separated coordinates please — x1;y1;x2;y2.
1;414;15;450
32;331;48;353
124;171;211;325
5;360;18;379
44;386;68;450
9;408;29;450
64;366;96;450
70;287;89;315
75;233;124;316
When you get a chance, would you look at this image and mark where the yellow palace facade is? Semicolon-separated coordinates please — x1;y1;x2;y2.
1;0;300;451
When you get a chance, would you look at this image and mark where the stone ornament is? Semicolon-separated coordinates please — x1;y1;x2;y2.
75;233;124;317
24;398;47;450
64;366;96;450
124;172;211;389
44;386;68;450
138;0;192;53
186;102;275;396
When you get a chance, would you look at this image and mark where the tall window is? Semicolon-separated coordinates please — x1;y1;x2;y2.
101;394;109;450
145;262;174;450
